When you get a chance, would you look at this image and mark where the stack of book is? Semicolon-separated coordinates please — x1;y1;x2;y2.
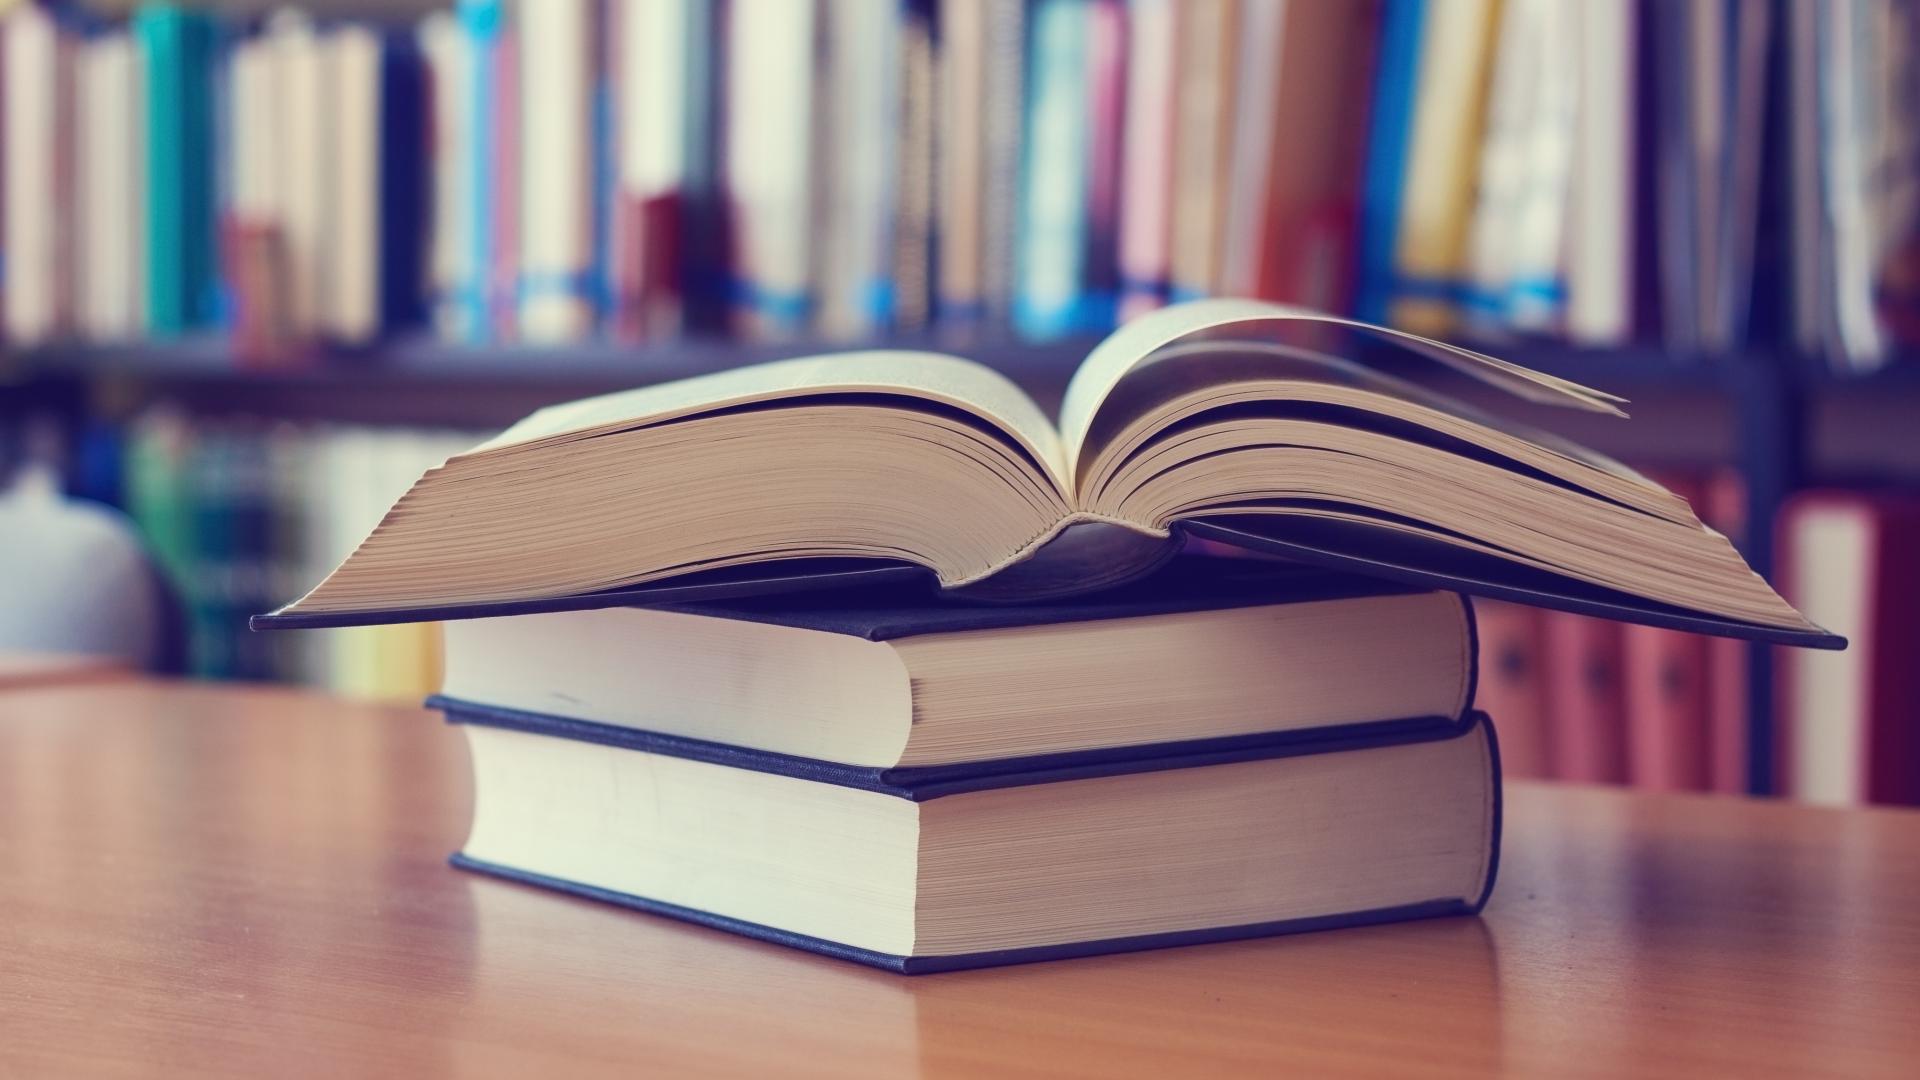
429;561;1499;971
259;300;1837;967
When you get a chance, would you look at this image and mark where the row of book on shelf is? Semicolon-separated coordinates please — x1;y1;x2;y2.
25;405;1911;807
3;0;1917;366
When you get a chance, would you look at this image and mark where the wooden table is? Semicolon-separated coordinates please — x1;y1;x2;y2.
0;650;129;690
2;681;1916;1078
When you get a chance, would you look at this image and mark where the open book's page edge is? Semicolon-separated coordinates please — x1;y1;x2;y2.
470;349;1070;485
1058;297;1629;480
1178;519;1845;649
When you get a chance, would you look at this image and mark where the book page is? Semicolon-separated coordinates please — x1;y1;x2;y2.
1058;297;1629;481
472;350;1068;481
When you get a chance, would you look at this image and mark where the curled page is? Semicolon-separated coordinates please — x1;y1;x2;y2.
1058;297;1629;479
475;349;1068;484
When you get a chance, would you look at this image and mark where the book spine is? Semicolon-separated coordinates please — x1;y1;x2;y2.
934;0;983;325
378;32;429;335
1386;0;1499;335
724;0;818;339
1166;0;1234;304
1115;0;1174;320
516;0;595;342
454;0;502;342
887;0;934;333
1543;612;1628;784
1622;623;1710;792
1355;0;1425;325
975;0;1025;327
1013;0;1091;339
1470;599;1551;779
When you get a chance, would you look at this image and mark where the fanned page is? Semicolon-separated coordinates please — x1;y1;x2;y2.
1058;297;1627;481
1050;300;1826;638
475;349;1068;482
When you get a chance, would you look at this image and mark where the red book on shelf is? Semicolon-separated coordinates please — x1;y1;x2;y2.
1702;470;1752;794
1253;0;1379;313
1622;473;1711;792
1776;491;1920;806
612;192;683;340
1543;612;1628;784
1472;600;1551;779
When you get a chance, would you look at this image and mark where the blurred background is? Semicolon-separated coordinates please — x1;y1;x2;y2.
0;0;1916;805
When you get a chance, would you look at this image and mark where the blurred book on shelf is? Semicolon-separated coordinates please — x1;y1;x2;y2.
114;410;482;699
1776;491;1920;806
1;0;1916;368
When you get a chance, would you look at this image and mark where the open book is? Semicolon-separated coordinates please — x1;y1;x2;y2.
260;299;1837;647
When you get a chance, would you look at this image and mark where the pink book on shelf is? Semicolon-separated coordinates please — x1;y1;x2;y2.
1702;470;1752;794
1472;599;1551;779
1544;612;1628;784
489;22;521;339
1117;0;1175;320
1622;472;1712;791
1622;624;1711;791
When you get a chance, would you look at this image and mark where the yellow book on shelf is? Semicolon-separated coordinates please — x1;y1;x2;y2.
1389;0;1502;335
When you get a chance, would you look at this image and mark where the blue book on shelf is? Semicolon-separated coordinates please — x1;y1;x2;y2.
136;4;220;335
1354;0;1425;326
379;32;430;332
454;0;504;342
1013;0;1094;340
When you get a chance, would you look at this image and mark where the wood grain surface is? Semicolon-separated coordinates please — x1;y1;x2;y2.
2;680;1916;1078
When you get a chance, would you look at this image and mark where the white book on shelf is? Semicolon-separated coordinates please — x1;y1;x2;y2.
268;9;331;340
1116;0;1175;319
1566;0;1635;344
419;11;474;339
616;0;688;204
725;0;818;338
1821;1;1886;368
326;26;382;344
518;0;597;342
1216;0;1286;300
1503;0;1576;332
77;32;143;340
815;0;898;339
3;6;71;345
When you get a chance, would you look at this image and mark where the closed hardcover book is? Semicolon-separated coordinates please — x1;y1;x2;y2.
431;559;1479;769
442;700;1502;973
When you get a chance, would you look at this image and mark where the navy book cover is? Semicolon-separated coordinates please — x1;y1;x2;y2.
443;705;1504;974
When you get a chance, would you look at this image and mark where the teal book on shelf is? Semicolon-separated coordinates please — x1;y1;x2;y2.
136;4;220;335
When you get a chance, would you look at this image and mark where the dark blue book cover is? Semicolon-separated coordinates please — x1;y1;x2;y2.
442;703;1504;974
